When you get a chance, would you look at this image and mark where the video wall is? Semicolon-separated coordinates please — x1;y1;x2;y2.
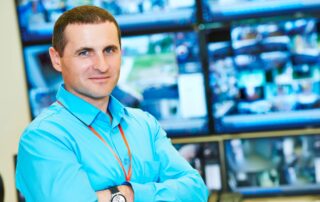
16;0;320;137
15;0;320;197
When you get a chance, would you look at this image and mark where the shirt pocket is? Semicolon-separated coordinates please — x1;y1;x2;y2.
141;160;160;183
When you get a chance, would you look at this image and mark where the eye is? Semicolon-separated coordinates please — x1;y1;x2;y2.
104;46;118;54
78;50;90;56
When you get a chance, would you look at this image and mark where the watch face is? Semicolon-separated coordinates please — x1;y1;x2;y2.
111;193;126;202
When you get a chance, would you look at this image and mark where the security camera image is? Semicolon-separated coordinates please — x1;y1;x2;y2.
173;142;222;190
225;134;320;196
209;18;320;133
23;32;209;137
201;0;320;22
119;32;208;136
16;0;197;43
23;44;62;117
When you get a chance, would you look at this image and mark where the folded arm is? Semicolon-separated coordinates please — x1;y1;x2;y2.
130;113;209;202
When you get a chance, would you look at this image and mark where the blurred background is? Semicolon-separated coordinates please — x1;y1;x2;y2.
3;0;320;201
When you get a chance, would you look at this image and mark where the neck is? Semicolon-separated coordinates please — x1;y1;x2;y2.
87;96;110;113
66;90;110;113
79;95;110;113
63;85;111;113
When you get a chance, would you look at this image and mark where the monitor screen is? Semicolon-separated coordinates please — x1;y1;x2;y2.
173;142;222;191
209;18;320;133
119;31;209;136
225;134;320;196
23;31;209;136
23;44;144;118
16;0;197;43
201;0;320;23
23;44;62;118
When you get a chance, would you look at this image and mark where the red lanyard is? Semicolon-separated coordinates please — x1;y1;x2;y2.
57;100;132;181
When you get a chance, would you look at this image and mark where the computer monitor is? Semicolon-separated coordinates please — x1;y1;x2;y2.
22;31;209;137
15;0;197;44
209;18;320;133
119;31;209;136
23;44;143;118
224;133;320;196
201;0;320;23
23;44;62;118
173;141;222;191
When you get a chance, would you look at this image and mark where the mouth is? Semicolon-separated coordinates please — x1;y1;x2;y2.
89;76;110;82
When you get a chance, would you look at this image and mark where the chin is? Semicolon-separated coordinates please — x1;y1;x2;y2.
95;91;112;98
90;92;110;99
79;89;108;100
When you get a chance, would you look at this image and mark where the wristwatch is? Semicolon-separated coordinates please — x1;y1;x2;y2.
110;186;126;202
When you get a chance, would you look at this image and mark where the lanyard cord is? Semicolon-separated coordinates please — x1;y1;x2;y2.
56;100;132;181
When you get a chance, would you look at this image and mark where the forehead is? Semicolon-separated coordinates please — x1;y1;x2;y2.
63;22;120;48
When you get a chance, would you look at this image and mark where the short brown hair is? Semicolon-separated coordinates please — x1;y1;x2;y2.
52;5;121;56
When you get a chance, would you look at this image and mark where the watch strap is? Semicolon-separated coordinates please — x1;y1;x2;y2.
121;181;132;188
110;186;120;194
110;186;127;202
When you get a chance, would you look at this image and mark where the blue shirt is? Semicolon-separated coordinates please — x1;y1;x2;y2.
16;85;209;202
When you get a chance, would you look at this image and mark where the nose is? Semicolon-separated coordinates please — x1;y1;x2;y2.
93;53;109;72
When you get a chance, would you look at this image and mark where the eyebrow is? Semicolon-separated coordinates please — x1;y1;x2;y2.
104;44;120;50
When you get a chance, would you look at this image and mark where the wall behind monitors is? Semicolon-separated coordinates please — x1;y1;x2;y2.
201;0;320;23
16;0;197;44
209;18;320;133
225;134;320;196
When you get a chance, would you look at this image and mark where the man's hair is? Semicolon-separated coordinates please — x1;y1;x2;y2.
52;5;121;56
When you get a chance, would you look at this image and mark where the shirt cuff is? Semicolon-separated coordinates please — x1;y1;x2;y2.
130;182;155;202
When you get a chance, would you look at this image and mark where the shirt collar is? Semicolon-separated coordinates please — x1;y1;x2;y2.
108;94;126;128
56;85;126;127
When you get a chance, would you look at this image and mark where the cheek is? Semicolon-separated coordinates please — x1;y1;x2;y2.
110;56;121;72
77;58;94;69
62;60;90;79
111;55;121;65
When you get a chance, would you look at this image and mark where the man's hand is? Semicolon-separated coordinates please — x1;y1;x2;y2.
96;184;134;202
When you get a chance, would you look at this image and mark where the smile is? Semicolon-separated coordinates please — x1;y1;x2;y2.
89;76;110;82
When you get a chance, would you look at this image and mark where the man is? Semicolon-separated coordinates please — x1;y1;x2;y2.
16;5;209;202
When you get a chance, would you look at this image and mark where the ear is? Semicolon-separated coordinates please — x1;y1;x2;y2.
49;47;62;72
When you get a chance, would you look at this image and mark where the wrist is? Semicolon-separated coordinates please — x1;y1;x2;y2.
118;182;134;202
96;189;111;202
110;186;126;202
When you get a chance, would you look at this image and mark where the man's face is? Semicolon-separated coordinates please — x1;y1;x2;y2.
50;21;121;103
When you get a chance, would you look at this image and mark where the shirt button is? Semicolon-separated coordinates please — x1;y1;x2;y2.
124;157;130;165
